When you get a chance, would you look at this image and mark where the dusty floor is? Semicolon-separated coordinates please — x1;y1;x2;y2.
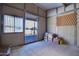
10;40;79;56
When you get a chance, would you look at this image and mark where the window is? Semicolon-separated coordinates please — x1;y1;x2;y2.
4;15;23;33
25;20;35;35
25;20;38;35
35;21;38;35
15;17;23;32
4;15;14;33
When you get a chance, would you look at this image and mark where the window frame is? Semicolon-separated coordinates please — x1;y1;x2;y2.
3;15;15;33
3;14;23;33
25;18;38;35
15;16;23;32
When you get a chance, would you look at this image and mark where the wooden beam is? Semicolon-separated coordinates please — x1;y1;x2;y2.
63;3;71;7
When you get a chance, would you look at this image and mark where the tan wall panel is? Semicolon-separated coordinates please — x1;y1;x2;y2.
39;8;46;17
1;33;24;46
25;3;38;14
57;13;77;26
7;3;24;10
3;6;24;17
38;17;46;40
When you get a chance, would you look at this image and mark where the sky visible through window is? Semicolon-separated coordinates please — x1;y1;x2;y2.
4;15;23;33
25;20;38;36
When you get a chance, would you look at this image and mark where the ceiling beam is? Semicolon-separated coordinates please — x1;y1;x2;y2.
63;3;71;7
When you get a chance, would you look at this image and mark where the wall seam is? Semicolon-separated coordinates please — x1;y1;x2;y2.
74;3;77;46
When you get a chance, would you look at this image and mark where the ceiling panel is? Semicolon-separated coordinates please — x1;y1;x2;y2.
35;3;64;10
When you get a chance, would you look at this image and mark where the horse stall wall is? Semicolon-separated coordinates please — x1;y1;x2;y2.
57;11;77;45
47;16;57;34
38;17;46;40
56;4;76;45
0;3;46;46
1;4;25;46
1;33;24;46
47;4;77;46
47;9;57;34
25;4;46;40
25;3;38;15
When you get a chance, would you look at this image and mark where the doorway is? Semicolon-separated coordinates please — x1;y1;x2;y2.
24;19;38;44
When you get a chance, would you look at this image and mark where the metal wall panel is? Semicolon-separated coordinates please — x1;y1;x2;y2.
38;17;46;40
76;3;79;9
1;33;24;46
25;3;38;15
47;9;57;17
7;3;24;10
65;4;74;11
58;6;64;14
3;6;24;17
38;8;46;17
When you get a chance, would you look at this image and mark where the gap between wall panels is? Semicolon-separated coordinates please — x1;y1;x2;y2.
47;3;79;46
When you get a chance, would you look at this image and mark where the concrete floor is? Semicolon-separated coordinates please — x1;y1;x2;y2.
10;40;79;56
